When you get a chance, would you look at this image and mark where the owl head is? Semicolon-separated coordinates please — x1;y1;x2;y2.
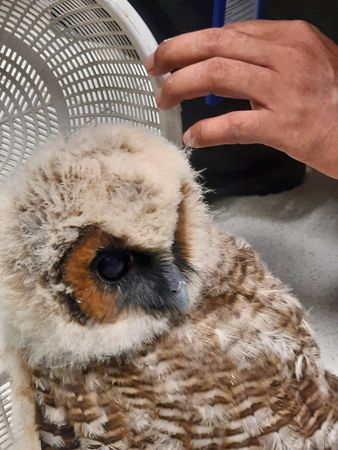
0;125;218;368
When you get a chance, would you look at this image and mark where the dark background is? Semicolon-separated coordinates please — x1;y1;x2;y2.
129;0;338;200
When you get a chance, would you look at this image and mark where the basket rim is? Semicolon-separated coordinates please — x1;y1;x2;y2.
98;0;182;145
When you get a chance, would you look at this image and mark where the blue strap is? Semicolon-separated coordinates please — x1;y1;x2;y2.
206;0;264;106
206;0;227;106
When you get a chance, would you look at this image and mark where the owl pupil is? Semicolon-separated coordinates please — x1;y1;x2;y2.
93;249;130;283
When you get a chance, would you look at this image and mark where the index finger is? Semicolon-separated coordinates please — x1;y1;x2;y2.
145;26;281;76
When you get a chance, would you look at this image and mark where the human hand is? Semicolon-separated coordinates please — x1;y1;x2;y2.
145;20;338;178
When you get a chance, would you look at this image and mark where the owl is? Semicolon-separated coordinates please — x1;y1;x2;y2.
0;125;336;450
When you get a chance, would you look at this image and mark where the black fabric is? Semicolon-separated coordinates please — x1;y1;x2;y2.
129;0;337;200
264;1;338;41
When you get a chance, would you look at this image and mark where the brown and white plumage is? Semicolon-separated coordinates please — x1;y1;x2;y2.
0;125;336;450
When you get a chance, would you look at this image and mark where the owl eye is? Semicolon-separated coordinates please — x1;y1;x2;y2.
92;248;131;284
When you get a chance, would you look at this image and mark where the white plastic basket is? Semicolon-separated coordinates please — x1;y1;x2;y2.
0;374;12;450
0;0;181;447
0;0;181;181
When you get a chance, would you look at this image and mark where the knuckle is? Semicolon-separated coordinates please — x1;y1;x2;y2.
292;20;315;37
289;21;323;59
208;57;228;87
161;74;175;97
222;27;243;51
154;41;171;65
191;122;205;145
226;116;243;142
205;28;224;53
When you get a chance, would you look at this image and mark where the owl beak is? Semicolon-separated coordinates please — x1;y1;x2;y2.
166;264;190;313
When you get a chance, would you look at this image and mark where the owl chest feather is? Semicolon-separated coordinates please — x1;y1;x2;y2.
32;291;336;450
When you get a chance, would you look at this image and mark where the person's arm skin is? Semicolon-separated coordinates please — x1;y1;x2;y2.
145;20;338;179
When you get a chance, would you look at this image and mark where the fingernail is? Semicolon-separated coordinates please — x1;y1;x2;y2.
144;53;155;74
183;129;196;147
155;87;162;107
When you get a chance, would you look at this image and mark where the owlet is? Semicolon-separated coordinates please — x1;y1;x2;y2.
0;125;336;450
